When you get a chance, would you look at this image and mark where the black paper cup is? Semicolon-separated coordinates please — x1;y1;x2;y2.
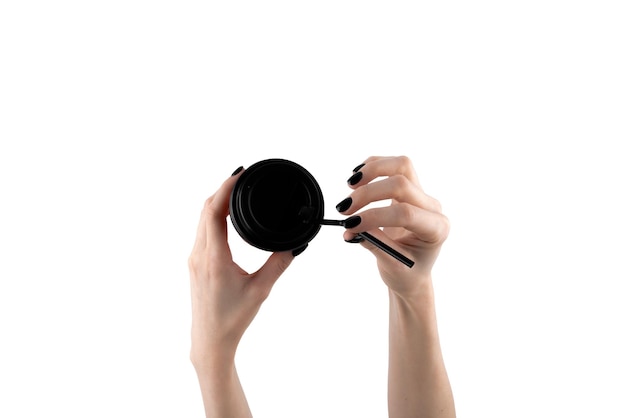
229;159;324;252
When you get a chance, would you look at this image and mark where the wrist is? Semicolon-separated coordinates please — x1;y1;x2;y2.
190;342;236;371
388;290;441;358
388;275;435;309
388;278;438;332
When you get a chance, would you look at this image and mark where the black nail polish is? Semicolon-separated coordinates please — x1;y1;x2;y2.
345;235;364;244
343;215;361;229
292;244;308;257
335;197;352;213
352;163;365;173
231;166;244;176
347;171;363;186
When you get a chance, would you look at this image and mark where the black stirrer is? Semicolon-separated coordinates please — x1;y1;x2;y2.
319;219;415;268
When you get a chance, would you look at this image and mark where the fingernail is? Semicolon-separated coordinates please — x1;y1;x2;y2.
292;244;308;257
231;166;244;176
347;171;363;186
345;235;364;244
343;215;361;229
335;197;352;213
352;163;365;173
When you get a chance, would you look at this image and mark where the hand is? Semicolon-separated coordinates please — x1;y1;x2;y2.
188;167;296;366
338;156;450;298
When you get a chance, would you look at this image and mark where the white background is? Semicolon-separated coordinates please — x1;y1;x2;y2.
1;1;625;417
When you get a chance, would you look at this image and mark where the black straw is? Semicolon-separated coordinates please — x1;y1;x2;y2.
320;219;415;268
319;219;345;226
357;232;415;268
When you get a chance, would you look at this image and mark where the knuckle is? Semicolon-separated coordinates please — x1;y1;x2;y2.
188;251;217;276
275;255;291;276
257;285;272;302
203;196;217;215
430;197;443;213
396;202;416;223
437;214;451;242
396;155;413;171
249;278;275;303
187;254;201;274
391;174;412;194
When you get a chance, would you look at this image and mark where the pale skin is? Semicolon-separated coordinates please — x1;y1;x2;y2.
189;156;456;418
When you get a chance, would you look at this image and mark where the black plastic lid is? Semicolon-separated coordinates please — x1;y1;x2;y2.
229;159;324;252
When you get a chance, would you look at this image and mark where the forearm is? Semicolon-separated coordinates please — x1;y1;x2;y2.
192;350;252;418
388;279;455;418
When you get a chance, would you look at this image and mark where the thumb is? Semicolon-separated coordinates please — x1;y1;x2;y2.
250;251;295;300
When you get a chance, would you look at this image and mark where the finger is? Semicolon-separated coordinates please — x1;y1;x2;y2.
192;195;213;252
344;203;450;244
338;174;442;215
348;156;422;190
248;251;293;301
204;168;245;257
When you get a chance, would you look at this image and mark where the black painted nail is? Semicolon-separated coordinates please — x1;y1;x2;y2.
343;215;361;229
231;166;244;176
292;244;308;257
335;197;352;213
352;163;365;173
347;171;363;186
345;235;364;244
